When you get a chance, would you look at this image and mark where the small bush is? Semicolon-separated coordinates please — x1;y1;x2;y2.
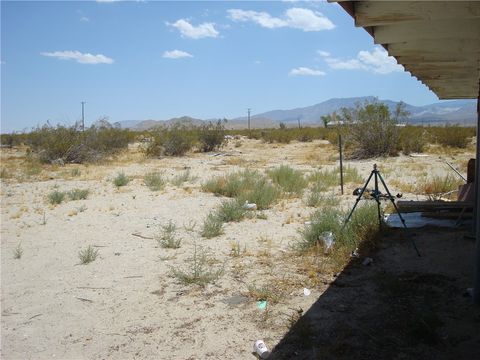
48;190;66;205
297;203;379;257
78;245;99;264
399;126;428;154
171;169;196;187
24;124;133;164
171;244;224;286
68;188;89;200
145;124;195;157
156;220;181;249
267;165;307;196
306;192;339;208
144;172;166;191
215;199;246;223
200;213;224;238
237;179;280;210
434;125;472;148
113;172;129;188
420;174;463;200
13;243;23;259
197;119;226;152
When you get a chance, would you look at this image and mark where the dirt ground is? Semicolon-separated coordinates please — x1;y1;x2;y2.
1;138;477;359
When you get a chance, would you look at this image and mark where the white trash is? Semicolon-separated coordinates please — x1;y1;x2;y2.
320;231;335;252
303;288;311;296
243;200;257;211
253;340;270;359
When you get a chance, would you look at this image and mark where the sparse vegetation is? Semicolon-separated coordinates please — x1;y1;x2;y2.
24;124;134;164
145;124;196;157
171;169;196;187
144;171;166;191
171;244;224;286
297;204;380;269
200;213;224;238
215;199;246;223
68;188;89;200
420;174;463;200
113;172;130;188
156;220;181;249
13;243;23;259
267;165;307;196
48;190;66;205
78;245;99;264
197;119;226;152
202;169;280;210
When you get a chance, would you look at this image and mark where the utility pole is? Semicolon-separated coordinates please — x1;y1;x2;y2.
297;116;301;129
81;101;86;132
247;108;251;133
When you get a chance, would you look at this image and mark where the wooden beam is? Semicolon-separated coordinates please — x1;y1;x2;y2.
374;19;480;44
355;1;480;27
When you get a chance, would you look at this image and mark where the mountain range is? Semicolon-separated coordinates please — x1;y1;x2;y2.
113;96;477;130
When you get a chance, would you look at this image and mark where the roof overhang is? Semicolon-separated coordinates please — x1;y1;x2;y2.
331;1;480;99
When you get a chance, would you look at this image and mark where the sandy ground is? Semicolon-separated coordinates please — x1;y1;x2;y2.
0;138;476;359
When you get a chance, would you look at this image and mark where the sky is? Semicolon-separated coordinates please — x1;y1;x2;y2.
1;0;447;133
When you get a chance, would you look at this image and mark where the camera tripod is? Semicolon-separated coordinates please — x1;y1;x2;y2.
344;164;421;257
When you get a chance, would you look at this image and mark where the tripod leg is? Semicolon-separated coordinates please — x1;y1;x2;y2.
343;171;375;227
374;171;382;228
378;172;421;257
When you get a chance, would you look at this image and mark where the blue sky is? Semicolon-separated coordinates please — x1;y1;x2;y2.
1;0;444;133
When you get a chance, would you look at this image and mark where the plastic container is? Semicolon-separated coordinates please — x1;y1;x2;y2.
253;340;270;359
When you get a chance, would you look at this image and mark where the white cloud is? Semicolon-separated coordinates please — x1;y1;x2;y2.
80;16;90;22
41;50;114;64
317;50;330;57
227;9;286;29
162;49;193;59
227;7;334;31
323;47;403;74
168;19;219;39
289;67;326;76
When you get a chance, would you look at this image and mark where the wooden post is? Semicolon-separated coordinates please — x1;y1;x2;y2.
339;133;344;195
473;88;480;305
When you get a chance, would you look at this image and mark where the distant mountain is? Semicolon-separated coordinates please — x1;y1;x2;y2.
113;97;477;130
239;96;476;126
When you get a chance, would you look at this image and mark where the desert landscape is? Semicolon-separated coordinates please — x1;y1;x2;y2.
1;133;477;359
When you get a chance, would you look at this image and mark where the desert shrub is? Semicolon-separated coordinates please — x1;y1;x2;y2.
202;169;261;197
171;169;196;186
305;192;339;208
267;165;307;196
236;179;280;210
398;126;428;154
24;124;133;164
297;203;379;255
68;188;89;200
145;124;195;157
340;101;401;159
200;213;224;238
144;172;166;191
171;244;224;286
197;119;226;152
202;169;281;210
433;125;472;148
215;199;246;223
420;174;463;200
156;220;181;248
13;243;23;259
78;245;99;264
48;190;66;205
113;172;129;187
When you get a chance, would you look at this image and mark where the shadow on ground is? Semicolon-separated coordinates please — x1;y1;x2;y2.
270;227;480;360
